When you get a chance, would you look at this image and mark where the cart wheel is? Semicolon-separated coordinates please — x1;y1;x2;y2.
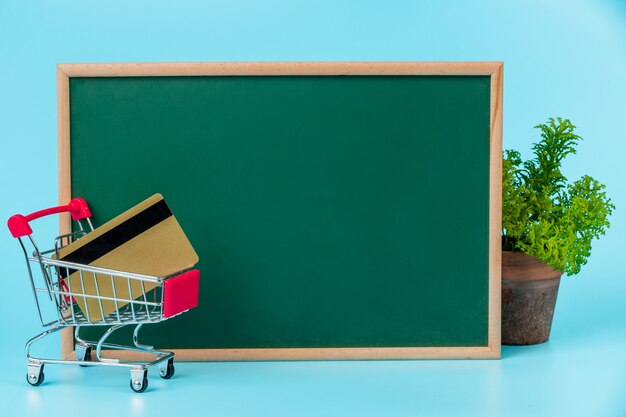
130;370;148;393
26;365;45;387
77;345;92;366
159;358;175;379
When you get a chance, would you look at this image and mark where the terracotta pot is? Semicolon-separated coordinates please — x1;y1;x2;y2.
501;251;563;345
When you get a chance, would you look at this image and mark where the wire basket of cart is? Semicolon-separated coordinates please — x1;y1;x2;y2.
8;198;200;392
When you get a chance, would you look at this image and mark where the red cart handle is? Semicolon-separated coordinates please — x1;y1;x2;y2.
8;198;91;238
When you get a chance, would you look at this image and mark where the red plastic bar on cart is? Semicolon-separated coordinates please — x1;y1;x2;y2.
8;198;91;238
163;269;200;318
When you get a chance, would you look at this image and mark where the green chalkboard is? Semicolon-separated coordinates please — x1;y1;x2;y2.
61;63;502;359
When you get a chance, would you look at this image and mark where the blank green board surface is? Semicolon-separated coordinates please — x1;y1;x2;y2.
68;74;491;351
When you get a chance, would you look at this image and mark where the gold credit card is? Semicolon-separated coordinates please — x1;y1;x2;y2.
57;194;199;322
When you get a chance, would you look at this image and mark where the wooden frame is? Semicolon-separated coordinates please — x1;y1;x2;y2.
58;62;503;361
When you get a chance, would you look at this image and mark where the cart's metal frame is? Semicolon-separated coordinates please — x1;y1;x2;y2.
14;212;184;392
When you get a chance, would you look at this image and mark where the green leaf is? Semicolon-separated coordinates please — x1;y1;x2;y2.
501;118;615;276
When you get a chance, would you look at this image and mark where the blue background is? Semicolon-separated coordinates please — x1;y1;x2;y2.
1;0;625;415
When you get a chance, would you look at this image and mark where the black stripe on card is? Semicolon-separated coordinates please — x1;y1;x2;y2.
59;198;172;277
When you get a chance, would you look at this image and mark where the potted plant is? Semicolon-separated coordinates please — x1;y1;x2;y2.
502;117;614;345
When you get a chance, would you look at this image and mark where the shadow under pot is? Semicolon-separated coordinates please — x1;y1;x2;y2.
501;251;563;345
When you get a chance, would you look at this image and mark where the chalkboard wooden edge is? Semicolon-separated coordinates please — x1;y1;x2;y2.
489;63;504;360
57;61;503;360
62;346;499;362
57;61;502;77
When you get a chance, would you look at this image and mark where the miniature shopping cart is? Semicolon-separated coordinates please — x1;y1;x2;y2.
8;198;200;392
